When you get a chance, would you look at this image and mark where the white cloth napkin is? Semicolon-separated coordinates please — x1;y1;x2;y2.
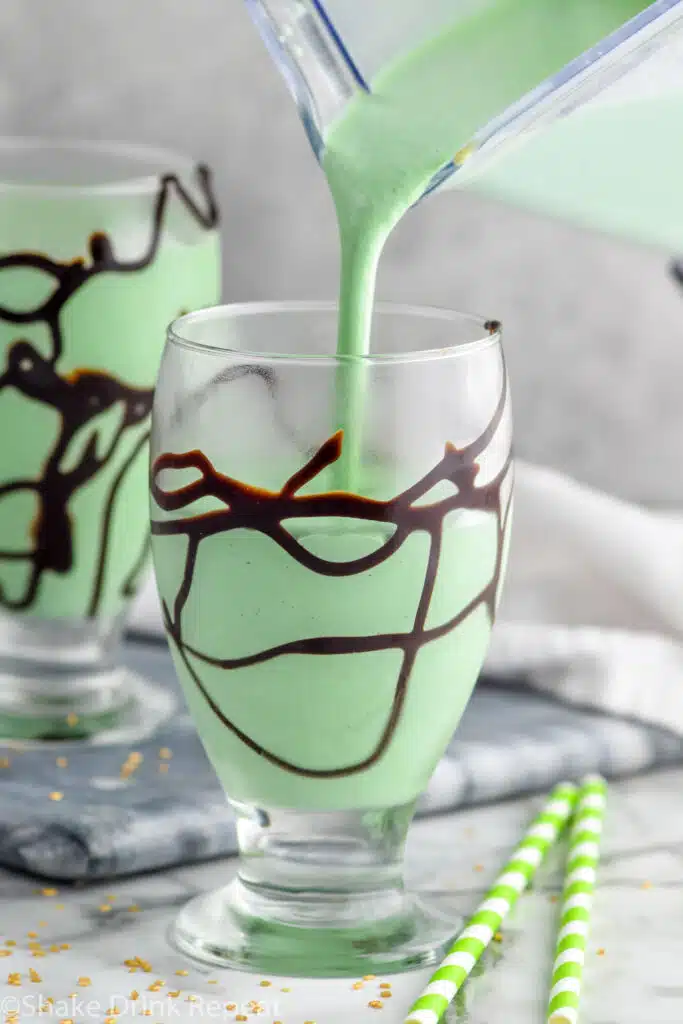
133;460;683;738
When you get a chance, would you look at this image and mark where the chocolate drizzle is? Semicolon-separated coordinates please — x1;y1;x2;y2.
0;165;219;614
151;378;512;778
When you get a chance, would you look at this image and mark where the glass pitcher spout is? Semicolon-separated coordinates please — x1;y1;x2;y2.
245;0;683;191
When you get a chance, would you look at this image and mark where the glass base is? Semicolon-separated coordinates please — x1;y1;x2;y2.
170;802;461;977
171;882;459;977
0;668;176;744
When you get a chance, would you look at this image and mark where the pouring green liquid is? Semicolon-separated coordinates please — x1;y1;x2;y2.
323;0;646;485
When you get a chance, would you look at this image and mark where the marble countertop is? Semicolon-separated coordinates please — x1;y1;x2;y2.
1;766;681;1024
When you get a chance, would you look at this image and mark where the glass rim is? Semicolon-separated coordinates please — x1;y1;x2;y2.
167;301;502;365
0;137;199;196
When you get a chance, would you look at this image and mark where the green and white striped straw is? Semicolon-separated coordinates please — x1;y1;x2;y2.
404;781;578;1024
547;775;607;1024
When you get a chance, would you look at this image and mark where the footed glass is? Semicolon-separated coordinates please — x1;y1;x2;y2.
0;139;220;740
150;302;513;976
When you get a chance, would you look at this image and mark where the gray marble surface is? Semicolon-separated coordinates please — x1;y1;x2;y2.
0;766;680;1024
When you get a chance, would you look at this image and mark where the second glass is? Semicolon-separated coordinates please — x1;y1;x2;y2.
150;301;513;976
0;139;220;739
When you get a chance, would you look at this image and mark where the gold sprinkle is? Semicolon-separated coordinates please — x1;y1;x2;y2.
186;996;198;1003
352;982;364;990
49;791;64;802
106;894;116;901
158;764;170;774
78;976;91;987
55;904;65;911
128;905;141;913
29;969;42;983
208;979;218;984
454;142;476;166
104;1018;117;1024
28;942;42;950
159;747;172;760
105;1009;120;1017
380;991;392;999
99;904;113;913
379;984;391;990
259;980;272;987
141;1013;152;1018
0;757;10;769
493;931;503;943
168;991;181;999
368;1001;383;1009
280;987;291;992
0;951;11;958
226;1005;237;1012
130;991;139;1000
27;932;38;938
597;948;606;956
60;1019;74;1024
41;888;58;897
236;1017;248;1022
60;943;70;950
7;973;21;985
147;985;162;993
363;975;376;981
37;922;47;928
56;757;68;768
642;881;653;890
549;895;559;904
66;713;79;727
5;941;16;947
249;1003;265;1014
45;999;54;1006
31;951;46;958
473;864;484;873
49;945;60;953
175;969;189;976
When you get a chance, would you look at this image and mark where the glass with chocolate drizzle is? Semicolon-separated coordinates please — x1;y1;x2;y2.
0;139;220;740
151;301;512;977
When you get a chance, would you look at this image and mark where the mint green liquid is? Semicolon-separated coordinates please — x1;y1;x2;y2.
473;92;683;251
323;0;646;482
155;511;502;810
0;195;219;620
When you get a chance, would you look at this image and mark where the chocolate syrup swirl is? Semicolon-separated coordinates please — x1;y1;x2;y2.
0;165;219;614
151;379;512;778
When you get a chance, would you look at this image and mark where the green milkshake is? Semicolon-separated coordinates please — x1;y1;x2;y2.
318;0;647;485
472;91;683;251
0;153;220;621
152;453;510;810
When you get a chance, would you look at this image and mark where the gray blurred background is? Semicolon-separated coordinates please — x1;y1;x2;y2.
1;0;681;504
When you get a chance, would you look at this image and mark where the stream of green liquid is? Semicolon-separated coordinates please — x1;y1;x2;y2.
322;0;647;487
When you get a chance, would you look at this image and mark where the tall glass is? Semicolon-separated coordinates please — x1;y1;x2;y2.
0;139;220;740
150;302;512;976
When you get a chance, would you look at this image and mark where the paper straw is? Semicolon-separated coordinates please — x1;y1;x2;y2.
547;775;607;1024
404;781;578;1024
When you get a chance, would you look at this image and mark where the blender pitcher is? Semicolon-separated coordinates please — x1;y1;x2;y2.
245;0;683;192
